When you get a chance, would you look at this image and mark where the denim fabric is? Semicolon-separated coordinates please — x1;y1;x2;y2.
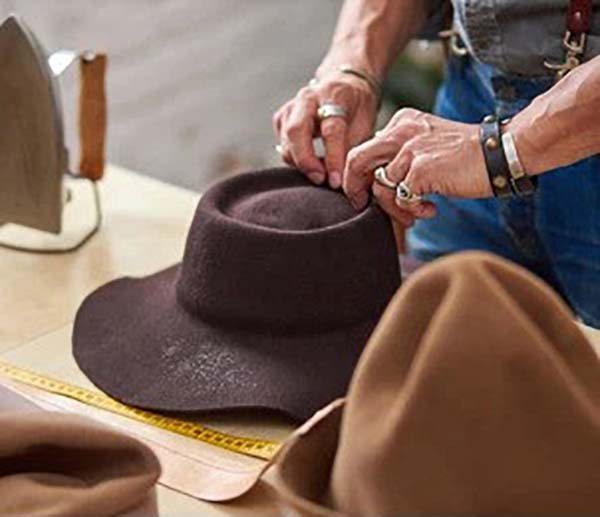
407;56;600;327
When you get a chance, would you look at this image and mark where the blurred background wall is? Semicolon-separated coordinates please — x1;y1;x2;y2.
0;1;442;192
0;0;343;191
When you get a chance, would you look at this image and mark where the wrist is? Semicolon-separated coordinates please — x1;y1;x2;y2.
504;99;569;176
469;128;494;197
502;119;540;176
318;38;389;82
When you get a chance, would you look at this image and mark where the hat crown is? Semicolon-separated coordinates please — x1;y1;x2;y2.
225;185;357;231
175;169;400;334
329;252;600;515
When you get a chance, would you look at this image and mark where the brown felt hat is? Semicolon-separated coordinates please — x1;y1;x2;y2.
72;168;400;421
0;382;160;516
272;251;600;516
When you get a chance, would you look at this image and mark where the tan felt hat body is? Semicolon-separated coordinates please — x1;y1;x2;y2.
272;252;600;516
0;382;161;516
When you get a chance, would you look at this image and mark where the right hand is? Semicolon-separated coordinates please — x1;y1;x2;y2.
273;72;378;190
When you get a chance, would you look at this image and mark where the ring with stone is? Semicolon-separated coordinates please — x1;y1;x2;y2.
275;143;285;156
308;77;319;88
317;103;348;121
374;166;397;190
396;181;423;204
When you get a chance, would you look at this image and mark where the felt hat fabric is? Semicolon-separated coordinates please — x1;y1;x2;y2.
0;382;160;516
272;251;600;516
72;168;400;421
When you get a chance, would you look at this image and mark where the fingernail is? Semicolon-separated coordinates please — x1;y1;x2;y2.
329;171;341;189
308;172;325;185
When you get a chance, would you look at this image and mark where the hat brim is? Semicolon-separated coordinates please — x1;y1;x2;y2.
72;267;377;422
269;399;345;516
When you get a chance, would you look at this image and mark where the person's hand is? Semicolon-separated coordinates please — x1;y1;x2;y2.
343;108;492;225
273;73;378;189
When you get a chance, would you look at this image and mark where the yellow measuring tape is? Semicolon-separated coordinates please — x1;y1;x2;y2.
0;361;281;461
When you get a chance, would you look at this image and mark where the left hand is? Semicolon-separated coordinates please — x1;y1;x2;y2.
343;108;492;223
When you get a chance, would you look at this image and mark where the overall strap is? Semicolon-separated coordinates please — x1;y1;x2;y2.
568;0;593;35
544;0;594;79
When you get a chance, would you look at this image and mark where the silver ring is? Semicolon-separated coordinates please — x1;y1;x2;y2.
308;77;319;88
317;103;348;121
396;181;423;204
275;144;284;156
374;166;397;190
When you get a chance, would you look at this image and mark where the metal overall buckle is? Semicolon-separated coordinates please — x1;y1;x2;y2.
438;29;469;58
544;30;587;79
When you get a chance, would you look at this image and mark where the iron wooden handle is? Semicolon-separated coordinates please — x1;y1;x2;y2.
78;52;107;181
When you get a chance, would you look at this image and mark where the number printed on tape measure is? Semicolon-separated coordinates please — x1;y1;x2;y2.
0;361;281;461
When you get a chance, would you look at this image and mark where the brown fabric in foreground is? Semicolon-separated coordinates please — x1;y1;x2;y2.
0;384;160;516
274;252;600;516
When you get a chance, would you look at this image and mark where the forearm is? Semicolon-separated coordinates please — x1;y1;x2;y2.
508;55;600;175
317;0;429;82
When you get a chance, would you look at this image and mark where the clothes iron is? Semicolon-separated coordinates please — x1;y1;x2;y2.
0;14;106;252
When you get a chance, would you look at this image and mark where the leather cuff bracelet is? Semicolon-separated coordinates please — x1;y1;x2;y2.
480;114;513;198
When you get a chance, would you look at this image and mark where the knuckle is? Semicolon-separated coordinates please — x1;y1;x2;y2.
345;149;364;171
321;119;345;139
285;122;304;139
392;107;418;122
296;86;314;99
399;143;415;161
409;156;426;176
400;107;419;118
295;155;315;171
324;79;349;94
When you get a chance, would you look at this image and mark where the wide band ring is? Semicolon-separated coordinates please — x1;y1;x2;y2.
317;103;348;121
396;181;423;204
374;166;397;190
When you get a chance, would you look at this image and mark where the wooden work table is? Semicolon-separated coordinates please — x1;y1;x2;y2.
0;166;286;516
1;165;599;515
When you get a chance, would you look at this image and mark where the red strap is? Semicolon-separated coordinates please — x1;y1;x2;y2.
568;0;593;34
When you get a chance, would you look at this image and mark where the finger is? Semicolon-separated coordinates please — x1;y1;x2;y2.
277;142;295;167
384;146;413;183
272;103;289;138
395;197;437;219
281;97;326;184
391;220;407;254
372;183;416;228
343;137;400;210
273;106;296;167
393;158;437;218
319;116;348;189
347;114;377;146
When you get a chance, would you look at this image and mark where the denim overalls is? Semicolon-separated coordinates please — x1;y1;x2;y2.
407;56;600;327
